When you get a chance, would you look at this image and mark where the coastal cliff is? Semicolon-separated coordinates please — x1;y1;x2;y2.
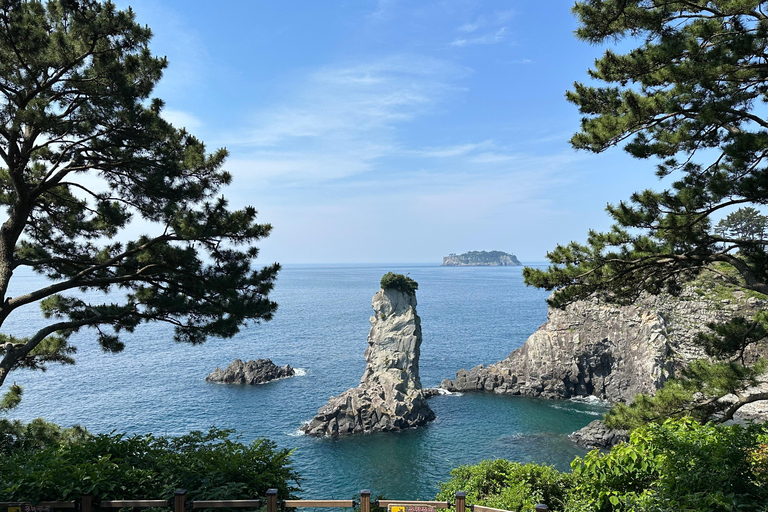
441;283;767;405
301;275;435;437
442;250;521;266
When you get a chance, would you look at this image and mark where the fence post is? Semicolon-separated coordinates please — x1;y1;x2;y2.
360;490;371;512
267;489;278;512
81;494;95;512
455;492;466;512
535;505;548;512
174;490;187;512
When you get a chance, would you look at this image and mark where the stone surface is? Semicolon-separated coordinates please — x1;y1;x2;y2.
441;285;767;408
301;286;435;437
206;358;294;385
569;420;628;449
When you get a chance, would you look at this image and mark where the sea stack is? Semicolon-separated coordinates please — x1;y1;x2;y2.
301;273;435;437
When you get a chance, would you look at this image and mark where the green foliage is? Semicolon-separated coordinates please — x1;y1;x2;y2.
0;417;89;454
0;426;300;501
523;0;768;424
570;419;768;512
380;272;418;295
436;420;768;512
715;207;768;244
0;0;279;401
0;383;22;412
435;459;571;512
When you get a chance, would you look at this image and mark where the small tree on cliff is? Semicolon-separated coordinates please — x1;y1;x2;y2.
523;0;768;427
380;272;418;295
0;0;279;408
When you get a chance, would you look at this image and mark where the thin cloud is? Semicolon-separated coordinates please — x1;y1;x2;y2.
413;141;494;158
161;109;203;131
221;56;470;187
457;10;514;33
451;27;507;47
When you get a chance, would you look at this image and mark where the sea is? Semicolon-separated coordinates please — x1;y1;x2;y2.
5;263;607;500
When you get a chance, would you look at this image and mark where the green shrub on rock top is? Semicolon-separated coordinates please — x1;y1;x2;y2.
380;273;418;294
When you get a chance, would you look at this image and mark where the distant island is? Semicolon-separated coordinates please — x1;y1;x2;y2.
442;250;522;266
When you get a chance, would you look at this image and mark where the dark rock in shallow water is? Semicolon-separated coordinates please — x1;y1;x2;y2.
301;283;435;437
206;358;294;385
569;420;628;449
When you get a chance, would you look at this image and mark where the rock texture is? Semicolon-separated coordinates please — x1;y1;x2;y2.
569;420;629;449
301;286;435;437
442;250;521;266
441;285;767;405
206;358;294;385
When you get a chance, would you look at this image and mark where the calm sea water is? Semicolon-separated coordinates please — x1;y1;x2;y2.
5;264;604;499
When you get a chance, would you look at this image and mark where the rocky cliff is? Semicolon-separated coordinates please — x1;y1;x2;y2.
206;359;294;384
442;250;521;266
301;281;435;437
441;284;767;404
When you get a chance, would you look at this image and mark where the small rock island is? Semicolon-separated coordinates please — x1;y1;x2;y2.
206;358;295;385
442;250;521;266
301;272;435;437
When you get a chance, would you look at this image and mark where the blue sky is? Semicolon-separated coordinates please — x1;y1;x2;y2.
118;0;661;264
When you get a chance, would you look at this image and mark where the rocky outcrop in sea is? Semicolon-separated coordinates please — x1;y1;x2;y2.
206;358;294;385
301;279;435;437
440;284;767;405
442;250;521;266
569;419;629;449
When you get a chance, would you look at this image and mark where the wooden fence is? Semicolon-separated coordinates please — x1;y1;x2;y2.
1;490;547;512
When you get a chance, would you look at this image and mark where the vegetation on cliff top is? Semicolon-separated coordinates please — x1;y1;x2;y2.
443;251;521;266
380;272;418;295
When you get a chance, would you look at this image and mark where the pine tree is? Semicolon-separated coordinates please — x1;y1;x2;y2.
0;0;279;406
523;0;768;426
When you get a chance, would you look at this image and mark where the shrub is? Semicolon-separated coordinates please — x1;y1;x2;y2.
436;419;768;512
0;426;300;501
0;417;90;455
435;459;571;512
569;418;768;511
380;273;418;294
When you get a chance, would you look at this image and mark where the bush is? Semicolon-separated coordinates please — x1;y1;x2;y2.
436;419;768;512
380;272;418;294
569;418;768;511
0;417;90;454
435;459;571;512
0;426;300;501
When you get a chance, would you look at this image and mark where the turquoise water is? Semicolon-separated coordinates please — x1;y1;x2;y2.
5;264;604;499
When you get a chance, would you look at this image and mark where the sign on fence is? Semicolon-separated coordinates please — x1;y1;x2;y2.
7;505;50;512
388;506;436;512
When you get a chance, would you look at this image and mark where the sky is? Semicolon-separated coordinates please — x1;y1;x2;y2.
115;0;662;264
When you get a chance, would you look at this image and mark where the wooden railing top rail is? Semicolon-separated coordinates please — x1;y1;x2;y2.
192;501;263;509
472;505;514;512
0;502;76;509
100;501;170;508
283;501;355;508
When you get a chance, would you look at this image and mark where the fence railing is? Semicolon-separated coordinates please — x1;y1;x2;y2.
1;490;547;512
